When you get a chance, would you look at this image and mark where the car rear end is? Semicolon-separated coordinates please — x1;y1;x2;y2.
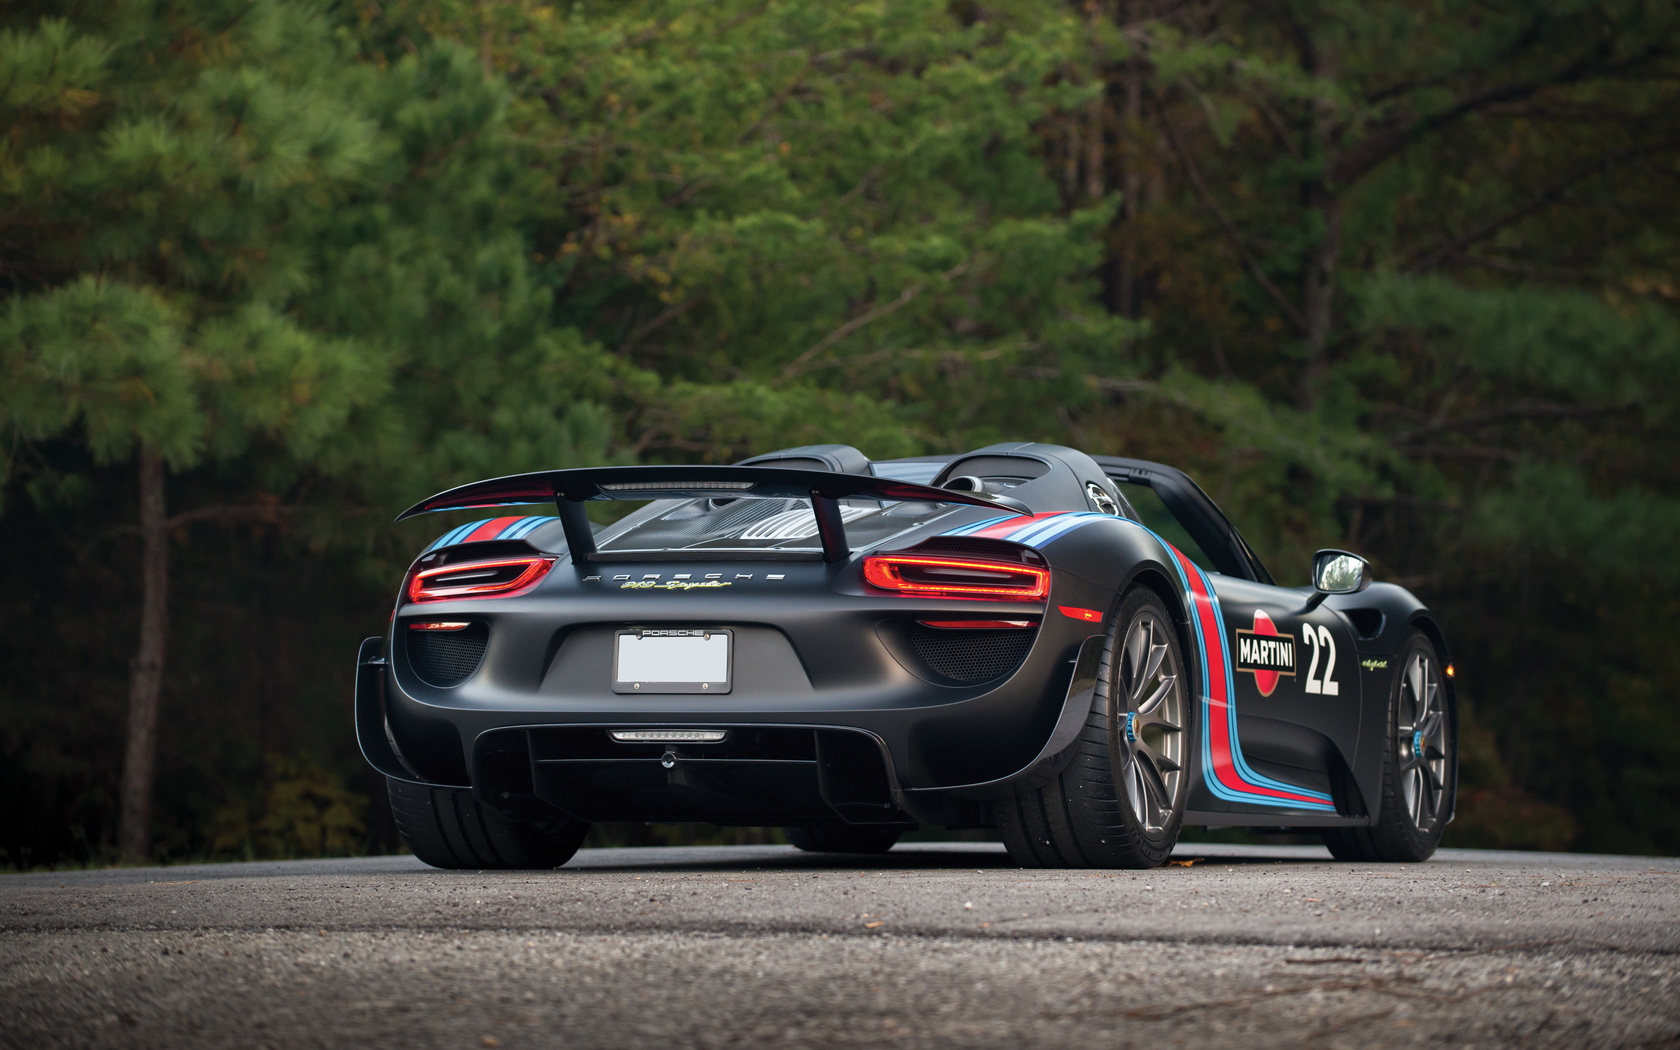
359;475;1112;832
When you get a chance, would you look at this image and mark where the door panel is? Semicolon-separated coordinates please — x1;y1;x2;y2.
1192;574;1362;816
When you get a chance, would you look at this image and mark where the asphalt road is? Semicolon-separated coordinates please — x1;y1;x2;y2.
2;842;1677;1048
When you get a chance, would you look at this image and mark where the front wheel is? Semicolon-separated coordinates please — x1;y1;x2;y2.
388;778;590;870
996;587;1193;868
1321;632;1455;863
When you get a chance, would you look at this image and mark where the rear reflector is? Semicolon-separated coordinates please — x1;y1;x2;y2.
863;553;1050;601
408;621;471;631
609;730;729;743
407;555;556;603
918;619;1038;630
1058;605;1104;622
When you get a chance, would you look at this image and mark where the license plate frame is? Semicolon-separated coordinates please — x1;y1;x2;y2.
612;628;733;695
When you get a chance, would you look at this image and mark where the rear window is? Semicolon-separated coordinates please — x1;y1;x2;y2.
596;496;956;554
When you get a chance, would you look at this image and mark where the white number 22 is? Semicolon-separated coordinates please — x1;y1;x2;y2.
1302;624;1340;696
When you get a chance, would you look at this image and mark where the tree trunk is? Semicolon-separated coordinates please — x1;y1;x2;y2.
118;446;169;863
1297;30;1341;410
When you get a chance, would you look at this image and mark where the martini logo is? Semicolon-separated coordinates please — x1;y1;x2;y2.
1234;610;1296;697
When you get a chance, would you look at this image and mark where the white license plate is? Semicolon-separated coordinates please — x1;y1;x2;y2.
613;629;732;694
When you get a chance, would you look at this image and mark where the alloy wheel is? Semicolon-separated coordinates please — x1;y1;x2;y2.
1115;612;1185;832
1398;650;1448;831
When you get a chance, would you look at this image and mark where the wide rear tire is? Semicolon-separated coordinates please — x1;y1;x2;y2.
1320;631;1454;863
996;587;1194;868
784;826;904;854
388;778;590;870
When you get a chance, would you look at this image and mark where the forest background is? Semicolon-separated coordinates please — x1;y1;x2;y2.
3;0;1677;866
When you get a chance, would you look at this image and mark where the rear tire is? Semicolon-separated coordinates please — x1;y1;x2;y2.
996;586;1194;868
387;778;590;870
1320;631;1454;863
784;826;904;854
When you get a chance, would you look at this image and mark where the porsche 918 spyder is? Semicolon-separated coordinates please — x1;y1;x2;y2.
355;442;1456;869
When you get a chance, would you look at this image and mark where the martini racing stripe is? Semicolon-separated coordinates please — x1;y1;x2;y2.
1162;542;1336;811
425;515;560;552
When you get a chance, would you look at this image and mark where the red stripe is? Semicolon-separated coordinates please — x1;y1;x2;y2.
1171;547;1328;807
974;512;1059;539
465;516;523;543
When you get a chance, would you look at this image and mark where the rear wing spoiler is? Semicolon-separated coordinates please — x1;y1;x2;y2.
396;465;1011;563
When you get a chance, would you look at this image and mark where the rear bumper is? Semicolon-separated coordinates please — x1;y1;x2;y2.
355;630;1106;828
356;555;1119;827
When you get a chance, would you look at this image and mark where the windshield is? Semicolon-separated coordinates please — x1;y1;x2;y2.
596;495;956;554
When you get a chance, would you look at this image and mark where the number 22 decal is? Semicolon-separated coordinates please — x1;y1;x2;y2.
1302;625;1340;696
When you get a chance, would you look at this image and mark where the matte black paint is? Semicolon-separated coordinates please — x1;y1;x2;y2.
357;445;1455;834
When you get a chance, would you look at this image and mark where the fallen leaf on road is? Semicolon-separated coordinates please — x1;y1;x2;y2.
1168;859;1204;868
864;921;884;929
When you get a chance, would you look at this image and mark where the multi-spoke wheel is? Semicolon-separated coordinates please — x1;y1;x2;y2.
1398;649;1448;832
1321;631;1455;863
997;587;1194;868
1116;611;1186;835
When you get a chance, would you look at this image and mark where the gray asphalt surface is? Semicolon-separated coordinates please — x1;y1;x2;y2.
3;842;1677;1048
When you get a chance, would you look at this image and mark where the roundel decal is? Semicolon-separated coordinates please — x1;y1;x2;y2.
1234;610;1297;697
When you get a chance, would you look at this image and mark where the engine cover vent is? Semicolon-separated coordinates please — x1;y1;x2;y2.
407;623;489;687
909;623;1035;683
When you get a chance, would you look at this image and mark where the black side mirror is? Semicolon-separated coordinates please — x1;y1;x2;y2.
1305;549;1371;609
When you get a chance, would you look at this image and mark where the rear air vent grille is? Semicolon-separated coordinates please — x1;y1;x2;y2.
407;622;489;686
909;623;1035;683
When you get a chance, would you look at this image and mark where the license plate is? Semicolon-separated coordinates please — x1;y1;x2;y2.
613;629;732;694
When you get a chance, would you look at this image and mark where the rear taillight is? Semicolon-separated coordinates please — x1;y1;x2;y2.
919;619;1039;629
863;553;1050;601
406;556;556;603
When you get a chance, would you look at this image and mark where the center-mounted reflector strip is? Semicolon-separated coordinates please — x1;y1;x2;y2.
609;730;729;743
408;621;470;631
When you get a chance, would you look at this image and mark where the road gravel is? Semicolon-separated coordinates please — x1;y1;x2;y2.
2;842;1676;1048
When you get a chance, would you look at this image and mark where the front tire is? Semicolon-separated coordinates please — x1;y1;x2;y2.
996;587;1193;868
388;778;590;870
1321;631;1454;863
784;826;904;854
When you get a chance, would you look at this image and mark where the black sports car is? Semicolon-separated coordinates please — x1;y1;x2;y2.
356;443;1456;869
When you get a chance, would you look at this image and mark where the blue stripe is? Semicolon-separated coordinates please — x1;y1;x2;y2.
1188;560;1334;808
1114;518;1334;812
1007;511;1110;547
425;520;488;552
503;515;556;539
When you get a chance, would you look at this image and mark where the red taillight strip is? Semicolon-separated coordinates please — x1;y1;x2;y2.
406;556;556;603
919;619;1039;629
408;621;471;631
862;553;1050;601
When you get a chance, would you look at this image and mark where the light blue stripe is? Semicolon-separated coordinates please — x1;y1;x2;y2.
426;520;487;552
1113;518;1335;812
504;515;556;539
1189;561;1334;808
1009;511;1109;547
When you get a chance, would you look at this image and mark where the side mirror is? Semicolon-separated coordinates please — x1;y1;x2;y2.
1311;549;1372;597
